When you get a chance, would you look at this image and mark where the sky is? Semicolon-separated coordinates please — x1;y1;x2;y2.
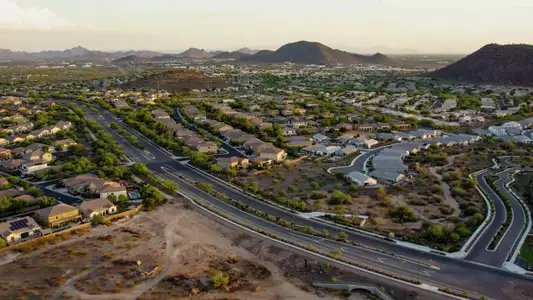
1;0;533;54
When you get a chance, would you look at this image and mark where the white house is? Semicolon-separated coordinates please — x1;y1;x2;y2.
21;161;48;175
0;216;41;244
345;171;377;186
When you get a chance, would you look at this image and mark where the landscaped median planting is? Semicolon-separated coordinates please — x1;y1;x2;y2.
485;175;513;250
438;287;487;300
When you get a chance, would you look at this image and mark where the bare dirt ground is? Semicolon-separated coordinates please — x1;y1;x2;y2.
428;154;464;217
0;200;449;300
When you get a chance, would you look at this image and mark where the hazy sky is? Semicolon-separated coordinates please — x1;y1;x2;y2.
1;0;533;54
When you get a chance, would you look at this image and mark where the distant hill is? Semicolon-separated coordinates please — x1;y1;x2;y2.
213;51;252;60
431;44;533;86
0;46;164;62
120;69;232;91
236;47;259;55
175;48;218;59
239;41;393;65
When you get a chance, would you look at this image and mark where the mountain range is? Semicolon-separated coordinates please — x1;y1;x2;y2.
0;41;393;66
0;46;163;62
431;43;533;86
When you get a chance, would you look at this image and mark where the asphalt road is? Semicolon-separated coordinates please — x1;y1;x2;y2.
494;169;527;262
329;149;380;175
467;169;528;267
89;108;533;300
467;170;510;266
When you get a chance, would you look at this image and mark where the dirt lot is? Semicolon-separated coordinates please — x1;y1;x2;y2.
0;199;450;300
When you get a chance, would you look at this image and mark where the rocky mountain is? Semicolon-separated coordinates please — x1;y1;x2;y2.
431;44;533;86
239;41;393;65
236;47;259;55
0;46;164;62
175;48;220;59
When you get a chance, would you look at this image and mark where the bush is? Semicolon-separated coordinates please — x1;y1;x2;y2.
338;231;348;240
390;205;416;223
211;272;229;288
328;190;352;205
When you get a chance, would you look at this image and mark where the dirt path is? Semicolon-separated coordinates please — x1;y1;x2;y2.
56;213;176;300
428;154;464;217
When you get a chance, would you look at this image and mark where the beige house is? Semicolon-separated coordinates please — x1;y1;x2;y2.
258;146;287;162
216;156;249;169
0;148;11;160
0;216;42;244
80;198;117;219
53;139;78;150
60;174;127;199
35;204;82;228
23;150;53;162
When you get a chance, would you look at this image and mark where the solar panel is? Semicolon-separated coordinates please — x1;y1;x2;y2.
9;219;29;231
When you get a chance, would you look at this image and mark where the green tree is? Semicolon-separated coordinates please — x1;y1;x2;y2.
338;231;348;240
390;205;416;223
27;186;44;197
314;200;323;209
107;193;117;203
328;190;352;205
117;194;128;206
320;229;329;237
426;224;444;240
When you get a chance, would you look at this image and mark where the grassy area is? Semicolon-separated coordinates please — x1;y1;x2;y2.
520;238;533;264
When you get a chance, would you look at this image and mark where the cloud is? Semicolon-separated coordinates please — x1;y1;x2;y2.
0;0;70;29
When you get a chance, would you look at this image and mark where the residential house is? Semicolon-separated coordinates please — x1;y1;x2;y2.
60;174;128;199
152;109;171;120
345;171;377;186
35;204;82;228
285;136;313;148
23;150;53;162
374;123;392;131
53;139;78;151
0;216;42;244
0;148;11;160
302;144;328;155
80;198;117;219
336;123;354;131
282;127;298;136
46;125;62;135
258;146;287;162
195;141;218;153
216;156;249;169
6;136;25;144
0;159;25;172
312;133;330;144
393;123;411;130
337;134;355;145
335;146;358;156
0;138;8;146
30;128;50;138
356;124;374;132
21;160;48;175
56;121;72;130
